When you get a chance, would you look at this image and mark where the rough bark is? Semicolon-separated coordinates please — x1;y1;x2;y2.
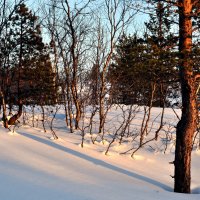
8;101;23;125
0;90;8;128
174;0;197;193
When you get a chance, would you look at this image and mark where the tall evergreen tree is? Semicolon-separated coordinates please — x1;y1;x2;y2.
145;0;178;107
109;30;177;106
109;34;150;105
0;3;56;126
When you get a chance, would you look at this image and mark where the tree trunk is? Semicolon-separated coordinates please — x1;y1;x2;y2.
8;101;23;125
71;79;81;130
0;90;8;128
41;105;46;133
99;53;112;134
174;0;197;193
99;73;105;134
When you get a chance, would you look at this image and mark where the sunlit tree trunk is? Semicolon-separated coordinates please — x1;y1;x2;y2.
174;0;197;193
8;100;23;125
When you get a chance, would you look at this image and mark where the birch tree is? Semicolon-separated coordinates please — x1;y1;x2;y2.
95;0;137;134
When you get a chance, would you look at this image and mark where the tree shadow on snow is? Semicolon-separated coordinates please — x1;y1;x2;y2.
19;131;172;192
192;187;200;194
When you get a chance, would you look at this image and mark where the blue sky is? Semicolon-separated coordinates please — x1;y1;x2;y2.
25;0;149;24
24;0;149;39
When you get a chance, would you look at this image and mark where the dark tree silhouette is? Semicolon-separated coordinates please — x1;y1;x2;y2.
0;3;56;126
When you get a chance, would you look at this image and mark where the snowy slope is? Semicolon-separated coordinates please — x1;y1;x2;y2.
0;108;200;200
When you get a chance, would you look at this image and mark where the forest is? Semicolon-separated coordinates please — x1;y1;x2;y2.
0;0;200;196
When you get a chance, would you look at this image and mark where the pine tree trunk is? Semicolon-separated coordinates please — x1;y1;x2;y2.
8;101;23;125
174;0;197;193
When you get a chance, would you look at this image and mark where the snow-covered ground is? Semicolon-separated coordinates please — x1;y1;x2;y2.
0;106;199;200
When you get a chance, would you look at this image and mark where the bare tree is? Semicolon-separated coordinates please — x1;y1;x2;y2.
43;0;93;132
60;0;92;130
90;0;137;134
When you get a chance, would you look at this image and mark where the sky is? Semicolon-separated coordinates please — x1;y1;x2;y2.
19;0;150;44
25;0;149;33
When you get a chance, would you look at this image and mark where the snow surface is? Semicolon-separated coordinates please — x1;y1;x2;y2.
0;106;200;200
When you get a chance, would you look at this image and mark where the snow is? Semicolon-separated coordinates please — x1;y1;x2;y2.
0;106;199;200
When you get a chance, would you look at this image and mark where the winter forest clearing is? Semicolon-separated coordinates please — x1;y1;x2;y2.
1;0;200;199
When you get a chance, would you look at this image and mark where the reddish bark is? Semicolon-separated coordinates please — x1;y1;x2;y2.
174;0;197;193
8;101;23;125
